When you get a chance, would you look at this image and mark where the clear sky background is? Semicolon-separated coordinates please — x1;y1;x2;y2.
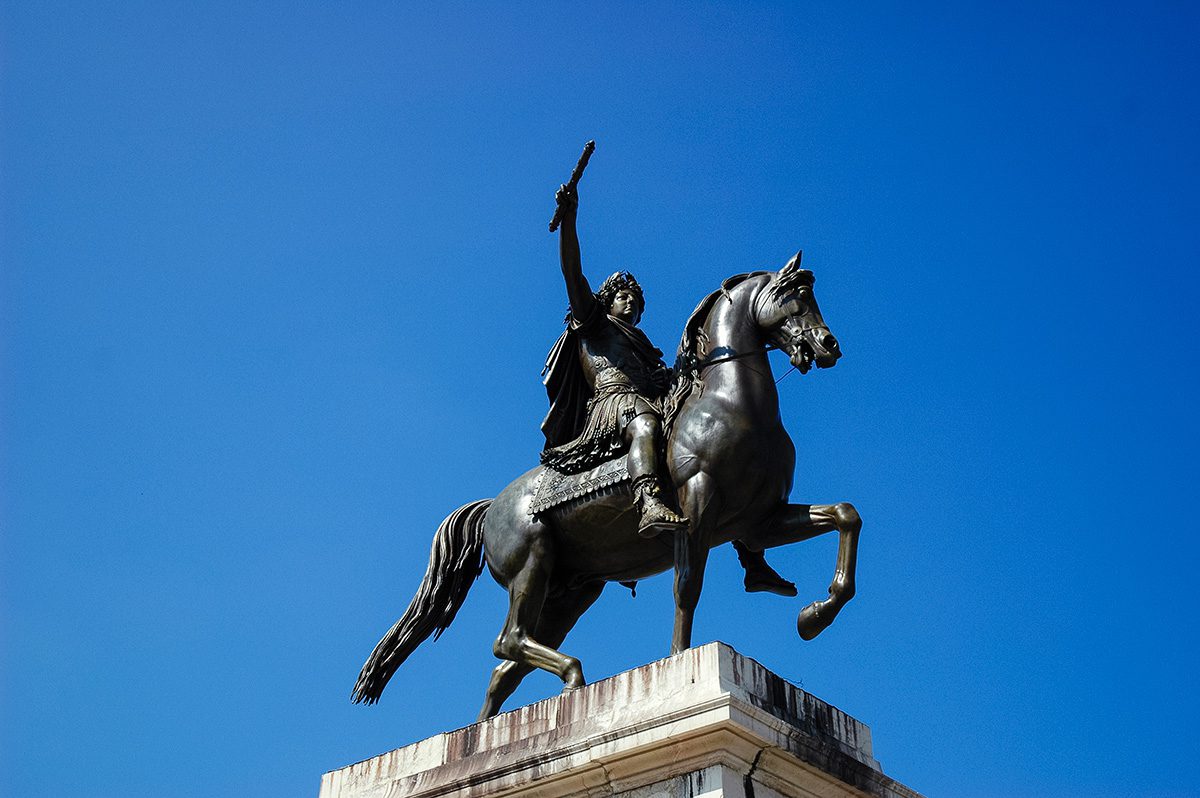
3;3;1198;797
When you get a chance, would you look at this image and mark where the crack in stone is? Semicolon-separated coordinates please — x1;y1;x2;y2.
743;746;767;798
591;760;616;798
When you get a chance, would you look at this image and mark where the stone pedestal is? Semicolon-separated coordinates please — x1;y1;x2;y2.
321;642;923;798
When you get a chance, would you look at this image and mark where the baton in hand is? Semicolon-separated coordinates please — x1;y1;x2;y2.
548;140;596;232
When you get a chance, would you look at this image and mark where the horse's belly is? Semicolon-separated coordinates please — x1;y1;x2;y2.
546;492;675;583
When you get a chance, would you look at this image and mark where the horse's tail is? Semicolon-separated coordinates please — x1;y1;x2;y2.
352;499;492;705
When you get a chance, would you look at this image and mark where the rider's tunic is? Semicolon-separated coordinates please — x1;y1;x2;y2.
540;300;673;474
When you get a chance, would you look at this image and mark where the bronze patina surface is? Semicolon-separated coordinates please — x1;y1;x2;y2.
354;143;858;720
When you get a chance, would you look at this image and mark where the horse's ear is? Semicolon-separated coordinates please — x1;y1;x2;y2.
769;251;808;301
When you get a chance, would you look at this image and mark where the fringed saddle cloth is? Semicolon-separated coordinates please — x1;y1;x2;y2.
530;456;630;516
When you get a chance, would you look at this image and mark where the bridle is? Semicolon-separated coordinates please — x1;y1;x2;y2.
694;277;813;379
696;344;778;373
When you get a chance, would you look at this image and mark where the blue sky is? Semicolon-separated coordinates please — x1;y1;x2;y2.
2;3;1198;797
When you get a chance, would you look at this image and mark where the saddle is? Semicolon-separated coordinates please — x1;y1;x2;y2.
530;455;630;516
530;454;642;595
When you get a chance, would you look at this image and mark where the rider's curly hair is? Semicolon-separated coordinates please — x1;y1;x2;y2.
596;271;645;316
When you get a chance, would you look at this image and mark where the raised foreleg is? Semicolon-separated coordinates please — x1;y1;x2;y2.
743;502;860;640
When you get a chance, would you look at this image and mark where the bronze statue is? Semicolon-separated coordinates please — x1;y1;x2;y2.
353;143;859;720
541;184;688;537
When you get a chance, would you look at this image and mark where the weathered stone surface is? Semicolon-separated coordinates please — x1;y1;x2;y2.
322;642;923;798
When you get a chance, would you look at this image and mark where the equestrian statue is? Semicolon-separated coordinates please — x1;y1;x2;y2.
353;142;860;720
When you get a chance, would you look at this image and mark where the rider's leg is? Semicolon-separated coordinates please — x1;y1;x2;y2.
624;411;658;479
624;413;686;537
732;540;797;597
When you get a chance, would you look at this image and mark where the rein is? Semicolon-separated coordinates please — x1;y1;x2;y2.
696;344;797;385
681;273;811;386
687;275;805;384
696;278;779;373
696;344;778;373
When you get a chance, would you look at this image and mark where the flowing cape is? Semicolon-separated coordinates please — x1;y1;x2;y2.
540;313;666;448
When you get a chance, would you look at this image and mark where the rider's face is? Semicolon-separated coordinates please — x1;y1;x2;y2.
609;290;641;324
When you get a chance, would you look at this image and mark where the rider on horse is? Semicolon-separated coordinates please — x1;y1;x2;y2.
540;182;687;538
540;183;797;595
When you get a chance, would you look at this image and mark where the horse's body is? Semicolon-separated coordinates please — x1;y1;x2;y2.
353;257;860;719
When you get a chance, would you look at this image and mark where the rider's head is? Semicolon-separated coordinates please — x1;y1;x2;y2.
598;271;644;324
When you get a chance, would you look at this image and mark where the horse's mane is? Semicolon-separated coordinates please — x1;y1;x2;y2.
662;271;770;437
673;272;771;373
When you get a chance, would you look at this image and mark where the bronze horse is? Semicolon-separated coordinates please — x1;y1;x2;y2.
353;253;860;719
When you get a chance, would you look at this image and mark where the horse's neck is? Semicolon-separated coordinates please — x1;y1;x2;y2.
697;280;780;412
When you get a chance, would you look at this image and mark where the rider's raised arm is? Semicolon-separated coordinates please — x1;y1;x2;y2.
555;184;600;324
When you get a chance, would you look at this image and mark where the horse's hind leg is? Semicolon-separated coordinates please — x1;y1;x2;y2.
490;539;587;697
478;661;532;722
745;502;861;640
478;582;604;720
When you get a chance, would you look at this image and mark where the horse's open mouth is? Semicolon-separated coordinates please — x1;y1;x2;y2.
794;339;841;374
796;341;815;374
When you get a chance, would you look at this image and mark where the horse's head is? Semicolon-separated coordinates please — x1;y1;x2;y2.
755;252;841;374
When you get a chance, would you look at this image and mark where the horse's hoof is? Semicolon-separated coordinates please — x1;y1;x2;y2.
563;661;586;690
797;602;826;640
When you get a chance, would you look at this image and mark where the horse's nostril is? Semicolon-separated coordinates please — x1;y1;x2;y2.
822;334;839;351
